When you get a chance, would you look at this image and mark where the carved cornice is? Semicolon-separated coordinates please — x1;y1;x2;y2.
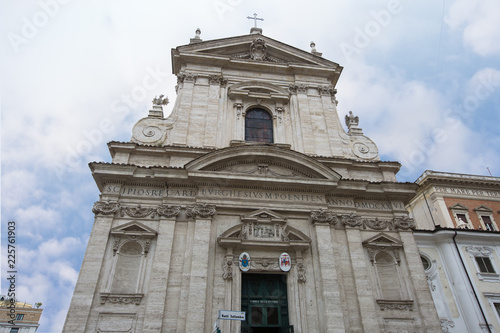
364;218;391;230
466;245;493;257
393;216;416;230
92;200;120;215
100;293;143;305
376;299;414;311
310;211;415;231
120;205;156;218
156;205;181;218
310;209;338;225
342;213;363;227
186;203;216;219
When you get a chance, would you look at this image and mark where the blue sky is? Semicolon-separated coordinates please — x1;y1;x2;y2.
1;0;499;331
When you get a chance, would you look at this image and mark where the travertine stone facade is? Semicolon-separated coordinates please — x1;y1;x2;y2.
64;31;441;332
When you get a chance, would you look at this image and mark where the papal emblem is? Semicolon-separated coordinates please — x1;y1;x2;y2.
279;252;291;272
239;252;251;272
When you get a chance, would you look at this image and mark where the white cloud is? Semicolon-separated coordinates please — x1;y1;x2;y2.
1;169;44;212
446;0;500;56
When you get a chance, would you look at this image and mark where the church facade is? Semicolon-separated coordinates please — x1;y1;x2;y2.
63;29;441;332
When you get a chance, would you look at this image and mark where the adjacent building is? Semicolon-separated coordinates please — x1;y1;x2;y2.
409;171;500;332
63;29;442;332
0;298;43;333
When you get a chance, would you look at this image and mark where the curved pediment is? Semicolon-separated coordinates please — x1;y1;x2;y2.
229;80;289;95
185;145;341;182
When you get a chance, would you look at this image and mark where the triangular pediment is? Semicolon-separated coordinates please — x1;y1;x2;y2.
241;209;287;223
449;203;469;211
363;233;403;247
473;205;493;212
172;34;342;79
110;221;157;238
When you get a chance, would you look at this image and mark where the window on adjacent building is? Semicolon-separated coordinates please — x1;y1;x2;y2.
15;314;24;320
466;246;500;282
10;328;19;333
476;256;496;274
481;215;495;231
421;255;431;271
456;213;468;227
245;109;273;143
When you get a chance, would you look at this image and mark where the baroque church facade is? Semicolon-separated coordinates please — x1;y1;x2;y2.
63;29;442;332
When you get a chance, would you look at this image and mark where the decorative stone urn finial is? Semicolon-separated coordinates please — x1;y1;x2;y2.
310;41;322;56
190;28;203;44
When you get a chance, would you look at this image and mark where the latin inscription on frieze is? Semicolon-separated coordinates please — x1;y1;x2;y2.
105;185;165;197
104;186;406;211
327;198;405;211
198;188;325;203
434;186;500;197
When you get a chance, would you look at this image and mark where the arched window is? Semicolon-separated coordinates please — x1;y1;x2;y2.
374;251;403;300
112;241;143;293
245;109;273;143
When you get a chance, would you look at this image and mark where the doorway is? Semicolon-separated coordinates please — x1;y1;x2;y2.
241;274;289;333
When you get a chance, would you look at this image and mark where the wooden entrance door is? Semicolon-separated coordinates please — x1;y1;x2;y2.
241;274;289;333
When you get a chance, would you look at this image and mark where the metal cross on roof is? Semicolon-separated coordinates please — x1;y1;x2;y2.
247;13;264;28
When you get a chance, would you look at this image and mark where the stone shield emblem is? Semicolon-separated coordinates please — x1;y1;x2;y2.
239;252;251;272
279;252;291;272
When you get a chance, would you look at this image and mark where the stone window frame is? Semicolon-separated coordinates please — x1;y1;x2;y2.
465;246;500;283
474;205;497;231
484;293;500;326
244;107;274;143
100;221;157;305
362;233;414;310
449;203;472;229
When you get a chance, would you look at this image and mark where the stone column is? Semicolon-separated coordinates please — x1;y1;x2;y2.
311;210;346;333
62;201;118;333
185;204;216;332
142;205;180;332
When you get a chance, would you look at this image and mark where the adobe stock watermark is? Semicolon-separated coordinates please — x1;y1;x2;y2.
212;0;242;20
399;71;500;177
339;0;403;63
53;65;169;180
8;0;72;54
